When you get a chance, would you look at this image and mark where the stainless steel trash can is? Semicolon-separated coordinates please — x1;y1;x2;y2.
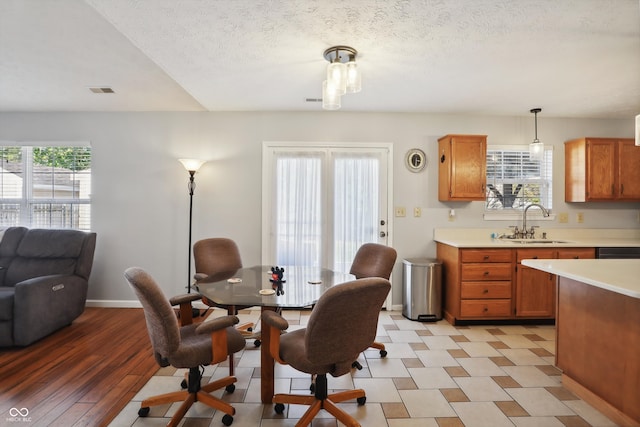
402;258;442;321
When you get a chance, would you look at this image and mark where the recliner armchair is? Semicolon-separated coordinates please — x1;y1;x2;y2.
0;227;97;347
262;277;390;427
124;267;246;427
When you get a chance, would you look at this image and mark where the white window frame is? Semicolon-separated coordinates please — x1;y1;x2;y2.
484;145;554;221
0;142;92;230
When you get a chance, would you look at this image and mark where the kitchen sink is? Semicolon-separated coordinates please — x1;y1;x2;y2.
509;239;571;244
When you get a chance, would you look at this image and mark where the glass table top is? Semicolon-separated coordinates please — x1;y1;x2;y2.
195;265;354;308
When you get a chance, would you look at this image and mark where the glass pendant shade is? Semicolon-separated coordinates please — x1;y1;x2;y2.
179;158;206;172
346;60;361;93
326;61;347;95
322;80;341;110
529;140;544;160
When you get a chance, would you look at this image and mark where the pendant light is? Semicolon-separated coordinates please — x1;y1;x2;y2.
529;108;544;160
322;46;361;110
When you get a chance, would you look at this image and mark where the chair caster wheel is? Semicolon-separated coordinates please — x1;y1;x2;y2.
138;407;150;417
352;361;363;370
222;413;233;426
274;403;285;414
225;384;236;393
254;339;261;347
380;350;387;357
357;396;366;405
181;379;188;389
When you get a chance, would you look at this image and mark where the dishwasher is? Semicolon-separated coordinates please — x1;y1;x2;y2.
596;247;640;259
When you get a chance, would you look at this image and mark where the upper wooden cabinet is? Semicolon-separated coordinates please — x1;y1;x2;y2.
438;134;487;201
565;137;640;202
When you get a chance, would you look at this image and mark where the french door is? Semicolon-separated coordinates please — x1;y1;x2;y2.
262;142;392;274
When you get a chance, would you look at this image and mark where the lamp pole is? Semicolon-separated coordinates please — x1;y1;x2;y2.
178;159;206;295
186;170;196;293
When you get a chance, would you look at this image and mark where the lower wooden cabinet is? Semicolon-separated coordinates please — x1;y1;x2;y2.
437;243;596;324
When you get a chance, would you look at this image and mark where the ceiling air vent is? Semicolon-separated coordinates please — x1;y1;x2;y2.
89;87;115;94
305;98;322;103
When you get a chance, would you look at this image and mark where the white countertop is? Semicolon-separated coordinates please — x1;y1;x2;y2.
522;259;640;299
434;228;640;248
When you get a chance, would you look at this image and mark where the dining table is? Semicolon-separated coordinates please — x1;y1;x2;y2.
195;265;353;403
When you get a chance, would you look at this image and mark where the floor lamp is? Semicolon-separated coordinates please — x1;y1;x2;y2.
179;159;206;304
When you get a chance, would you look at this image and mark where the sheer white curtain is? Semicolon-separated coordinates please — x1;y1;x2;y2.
332;154;379;273
275;152;322;267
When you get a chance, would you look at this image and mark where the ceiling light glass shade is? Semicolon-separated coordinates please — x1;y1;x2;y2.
529;140;544;160
346;60;361;93
327;61;347;95
178;158;206;172
322;80;341;110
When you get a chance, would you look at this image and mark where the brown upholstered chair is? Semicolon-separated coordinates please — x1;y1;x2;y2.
349;243;397;369
192;237;259;375
262;277;390;427
124;267;246;427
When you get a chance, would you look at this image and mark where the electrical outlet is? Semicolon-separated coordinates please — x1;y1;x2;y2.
576;212;584;223
395;206;406;217
414;207;422;217
558;212;569;223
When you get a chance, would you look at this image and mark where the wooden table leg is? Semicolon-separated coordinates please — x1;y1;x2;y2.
260;306;276;404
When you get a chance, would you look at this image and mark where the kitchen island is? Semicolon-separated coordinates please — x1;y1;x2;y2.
522;259;640;427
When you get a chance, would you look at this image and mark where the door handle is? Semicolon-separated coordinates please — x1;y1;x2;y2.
379;231;387;238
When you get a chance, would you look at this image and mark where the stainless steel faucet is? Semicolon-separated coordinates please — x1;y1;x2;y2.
522;203;550;238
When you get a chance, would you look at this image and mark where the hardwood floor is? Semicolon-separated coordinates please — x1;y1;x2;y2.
0;308;158;427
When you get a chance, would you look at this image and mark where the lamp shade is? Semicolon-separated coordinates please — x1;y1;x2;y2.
178;158;206;172
322;80;341;110
529;141;544;160
326;61;347;95
346;60;361;93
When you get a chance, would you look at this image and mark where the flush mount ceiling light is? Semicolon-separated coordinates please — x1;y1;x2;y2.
529;108;544;160
322;45;361;110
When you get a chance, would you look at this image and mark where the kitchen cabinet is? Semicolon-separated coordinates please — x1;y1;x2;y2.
438;134;487;201
565;137;640;202
437;243;595;324
515;248;595;318
437;244;514;323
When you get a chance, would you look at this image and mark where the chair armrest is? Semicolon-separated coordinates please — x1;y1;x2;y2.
261;310;289;331
168;293;202;326
169;293;201;306
261;310;289;365
195;315;240;335
195;315;240;365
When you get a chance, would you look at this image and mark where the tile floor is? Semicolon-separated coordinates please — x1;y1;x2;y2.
109;308;620;427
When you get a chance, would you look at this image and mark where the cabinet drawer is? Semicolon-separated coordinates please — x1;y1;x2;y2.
461;263;512;281
460;300;512;317
557;248;595;259
461;282;512;299
516;249;556;263
461;249;512;263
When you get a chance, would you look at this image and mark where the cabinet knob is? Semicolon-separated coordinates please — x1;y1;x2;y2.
574;256;579;259
483;307;489;312
483;289;489;294
484;271;490;276
533;256;538;259
483;255;489;260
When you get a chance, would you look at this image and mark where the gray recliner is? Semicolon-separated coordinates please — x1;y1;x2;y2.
0;227;97;347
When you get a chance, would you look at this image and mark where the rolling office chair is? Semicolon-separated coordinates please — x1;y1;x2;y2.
192;238;259;376
124;267;246;426
349;242;397;369
262;277;391;427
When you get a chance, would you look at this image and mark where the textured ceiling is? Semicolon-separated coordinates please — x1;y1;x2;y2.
1;0;639;118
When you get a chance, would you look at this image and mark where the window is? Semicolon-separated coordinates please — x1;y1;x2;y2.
0;145;91;230
486;146;552;211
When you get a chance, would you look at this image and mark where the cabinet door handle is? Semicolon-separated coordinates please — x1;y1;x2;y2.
533;256;538;259
574;256;579;259
621;184;624;195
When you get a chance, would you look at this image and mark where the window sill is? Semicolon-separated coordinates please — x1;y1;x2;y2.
483;212;557;222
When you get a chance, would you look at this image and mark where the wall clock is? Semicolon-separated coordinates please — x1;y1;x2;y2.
405;148;427;172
